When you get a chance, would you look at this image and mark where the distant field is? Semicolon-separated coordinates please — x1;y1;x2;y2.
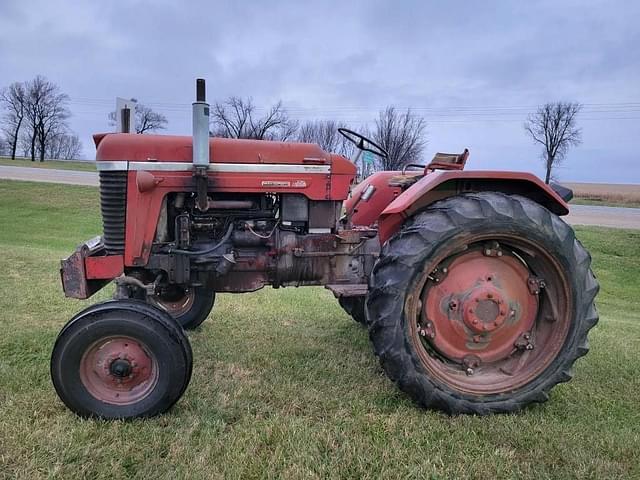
567;182;640;208
0;156;96;172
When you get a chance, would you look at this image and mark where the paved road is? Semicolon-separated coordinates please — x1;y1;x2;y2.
565;204;640;229
0;165;98;186
1;165;638;229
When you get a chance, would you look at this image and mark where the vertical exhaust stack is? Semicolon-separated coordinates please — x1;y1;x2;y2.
192;78;210;166
192;79;210;211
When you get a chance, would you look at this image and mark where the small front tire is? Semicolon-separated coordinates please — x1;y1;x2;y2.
51;300;192;419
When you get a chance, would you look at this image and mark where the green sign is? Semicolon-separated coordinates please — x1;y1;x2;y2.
363;151;375;165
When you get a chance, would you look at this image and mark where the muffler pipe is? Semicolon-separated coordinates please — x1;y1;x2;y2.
192;78;210;166
192;78;210;211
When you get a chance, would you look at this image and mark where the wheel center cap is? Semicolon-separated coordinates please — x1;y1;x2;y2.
109;358;132;378
463;287;508;333
476;299;500;322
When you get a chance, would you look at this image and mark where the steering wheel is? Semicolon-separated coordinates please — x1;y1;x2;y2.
338;128;389;158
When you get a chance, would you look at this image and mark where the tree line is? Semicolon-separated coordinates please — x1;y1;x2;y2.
209;96;428;172
0;76;81;161
208;96;582;182
1;76;582;183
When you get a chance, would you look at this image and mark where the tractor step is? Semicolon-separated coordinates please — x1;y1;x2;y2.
325;284;368;298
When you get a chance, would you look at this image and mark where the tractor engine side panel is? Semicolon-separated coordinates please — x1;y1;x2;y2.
115;166;354;267
211;228;379;293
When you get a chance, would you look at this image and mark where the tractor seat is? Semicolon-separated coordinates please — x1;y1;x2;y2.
426;149;469;172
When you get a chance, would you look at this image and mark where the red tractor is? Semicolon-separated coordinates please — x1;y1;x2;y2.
52;80;598;418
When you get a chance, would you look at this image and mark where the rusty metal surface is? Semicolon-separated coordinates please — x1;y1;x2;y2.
408;234;571;395
60;248;89;299
325;284;368;297
421;249;538;364
149;287;195;317
79;335;158;405
60;239;111;299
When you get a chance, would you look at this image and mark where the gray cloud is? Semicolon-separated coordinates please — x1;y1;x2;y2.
0;0;638;182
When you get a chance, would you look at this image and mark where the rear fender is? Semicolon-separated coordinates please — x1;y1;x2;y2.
377;170;570;244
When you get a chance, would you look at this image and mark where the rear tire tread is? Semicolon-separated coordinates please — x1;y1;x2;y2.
367;192;599;414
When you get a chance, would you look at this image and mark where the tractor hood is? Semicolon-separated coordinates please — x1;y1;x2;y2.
93;133;355;174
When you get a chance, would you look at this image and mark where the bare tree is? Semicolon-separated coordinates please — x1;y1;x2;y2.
296;119;356;156
524;102;582;184
0;82;27;160
135;104;168;134
372;107;427;171
211;97;298;141
22;76;71;162
108;101;168;134
46;132;82;160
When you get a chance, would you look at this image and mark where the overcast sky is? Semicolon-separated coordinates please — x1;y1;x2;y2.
1;0;638;183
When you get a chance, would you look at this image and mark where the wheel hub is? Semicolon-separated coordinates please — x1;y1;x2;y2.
462;287;508;333
109;358;133;377
80;336;158;405
151;287;195;317
421;249;539;364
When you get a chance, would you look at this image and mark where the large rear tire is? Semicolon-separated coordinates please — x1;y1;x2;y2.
367;192;599;414
338;296;367;325
51;300;193;419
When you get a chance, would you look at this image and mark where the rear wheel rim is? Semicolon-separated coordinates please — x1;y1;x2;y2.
409;234;572;395
79;335;158;405
151;287;195;317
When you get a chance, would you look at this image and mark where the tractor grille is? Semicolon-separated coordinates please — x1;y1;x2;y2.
99;171;127;254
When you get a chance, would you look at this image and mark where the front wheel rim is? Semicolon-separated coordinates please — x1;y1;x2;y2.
409;234;572;396
79;335;159;405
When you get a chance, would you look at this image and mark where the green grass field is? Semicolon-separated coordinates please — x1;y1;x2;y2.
0;179;639;479
0;156;96;172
